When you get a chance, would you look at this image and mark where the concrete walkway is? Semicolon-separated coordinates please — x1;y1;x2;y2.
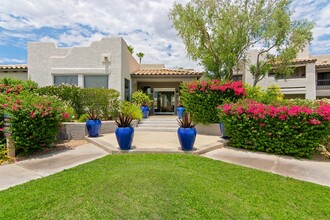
0;143;108;191
203;147;330;187
86;131;224;155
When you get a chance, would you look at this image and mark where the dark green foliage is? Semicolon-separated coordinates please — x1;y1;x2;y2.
0;77;38;94
177;113;195;128
115;113;133;127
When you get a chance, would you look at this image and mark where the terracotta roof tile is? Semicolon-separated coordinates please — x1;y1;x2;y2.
0;64;28;70
290;58;317;64
132;68;203;77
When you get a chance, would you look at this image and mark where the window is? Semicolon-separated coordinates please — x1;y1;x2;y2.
232;75;243;81
317;72;330;86
54;75;78;85
84;75;108;88
124;78;130;101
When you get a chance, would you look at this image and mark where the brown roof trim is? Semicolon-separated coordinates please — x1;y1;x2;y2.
316;63;330;68
0;64;28;70
131;68;203;78
290;58;317;64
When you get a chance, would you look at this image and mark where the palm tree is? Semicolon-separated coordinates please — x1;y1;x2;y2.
127;45;134;54
136;52;144;64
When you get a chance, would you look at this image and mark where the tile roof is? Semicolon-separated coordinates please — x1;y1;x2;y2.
291;58;317;64
132;68;203;77
0;64;28;70
316;63;330;68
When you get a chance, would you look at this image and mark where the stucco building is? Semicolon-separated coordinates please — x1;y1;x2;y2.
1;37;329;115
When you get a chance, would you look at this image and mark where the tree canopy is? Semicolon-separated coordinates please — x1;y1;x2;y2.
169;0;314;83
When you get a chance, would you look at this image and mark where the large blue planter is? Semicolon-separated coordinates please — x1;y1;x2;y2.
140;106;149;118
219;122;229;139
86;119;102;137
115;127;134;150
177;106;185;119
177;127;197;151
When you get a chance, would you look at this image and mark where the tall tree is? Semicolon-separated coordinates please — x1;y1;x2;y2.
136;52;144;64
169;0;314;83
127;45;134;54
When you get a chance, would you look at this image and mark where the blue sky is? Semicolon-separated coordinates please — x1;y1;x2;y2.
0;0;330;70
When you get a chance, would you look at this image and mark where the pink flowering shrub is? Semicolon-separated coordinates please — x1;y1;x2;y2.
180;80;246;124
219;99;330;158
0;98;5;159
1;92;68;154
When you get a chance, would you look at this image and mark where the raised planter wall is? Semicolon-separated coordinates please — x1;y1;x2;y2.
195;123;221;136
59;120;139;140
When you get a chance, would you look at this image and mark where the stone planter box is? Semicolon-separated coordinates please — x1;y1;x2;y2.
195;123;221;136
59;120;139;140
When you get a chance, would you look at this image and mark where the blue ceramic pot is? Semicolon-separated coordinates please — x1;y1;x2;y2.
140;106;149;118
177;106;185;119
177;127;197;151
115;127;134;150
86;119;102;137
219;122;229;139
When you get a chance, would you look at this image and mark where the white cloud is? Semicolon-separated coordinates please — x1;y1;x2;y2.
0;57;26;64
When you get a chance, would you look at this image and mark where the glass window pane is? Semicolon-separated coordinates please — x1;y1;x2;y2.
125;79;130;101
54;76;78;85
84;76;108;88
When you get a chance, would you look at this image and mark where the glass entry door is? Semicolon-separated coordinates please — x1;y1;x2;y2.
153;88;176;114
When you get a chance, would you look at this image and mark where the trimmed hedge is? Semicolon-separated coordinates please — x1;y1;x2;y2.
219;99;330;158
180;80;246;124
37;85;120;120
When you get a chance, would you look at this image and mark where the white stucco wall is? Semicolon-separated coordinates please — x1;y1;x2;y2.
28;37;141;99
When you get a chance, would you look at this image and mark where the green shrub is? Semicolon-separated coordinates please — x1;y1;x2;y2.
36;84;85;117
0;96;6;161
0;77;38;94
82;88;120;120
62;105;78;122
132;90;153;107
219;99;330;158
2;92;67;154
121;101;142;120
180;80;246;124
77;114;89;122
37;86;120;120
244;84;283;104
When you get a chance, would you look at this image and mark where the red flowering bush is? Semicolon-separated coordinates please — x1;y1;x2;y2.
180;80;246;124
0;98;5;161
0;77;38;95
1;92;68;154
219;99;330;158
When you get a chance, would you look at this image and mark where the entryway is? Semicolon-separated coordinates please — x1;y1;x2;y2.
153;88;176;115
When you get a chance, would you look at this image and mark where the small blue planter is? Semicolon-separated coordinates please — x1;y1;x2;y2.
219;122;229;139
177;106;185;119
177;127;197;151
86;119;102;137
140;106;149;118
115;127;134;150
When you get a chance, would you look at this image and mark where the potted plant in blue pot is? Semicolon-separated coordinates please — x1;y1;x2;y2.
132;90;153;118
86;110;102;137
177;113;196;151
115;113;134;150
176;103;185;119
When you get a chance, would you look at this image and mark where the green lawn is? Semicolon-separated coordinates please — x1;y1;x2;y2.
0;154;329;219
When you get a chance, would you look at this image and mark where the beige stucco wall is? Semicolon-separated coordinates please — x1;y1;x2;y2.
243;49;317;100
0;72;28;81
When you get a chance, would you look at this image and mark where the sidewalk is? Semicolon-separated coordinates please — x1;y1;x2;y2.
0;143;108;191
202;147;330;187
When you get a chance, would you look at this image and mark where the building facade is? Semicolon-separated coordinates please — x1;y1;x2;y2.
1;37;202;115
237;48;330;99
1;37;329;115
